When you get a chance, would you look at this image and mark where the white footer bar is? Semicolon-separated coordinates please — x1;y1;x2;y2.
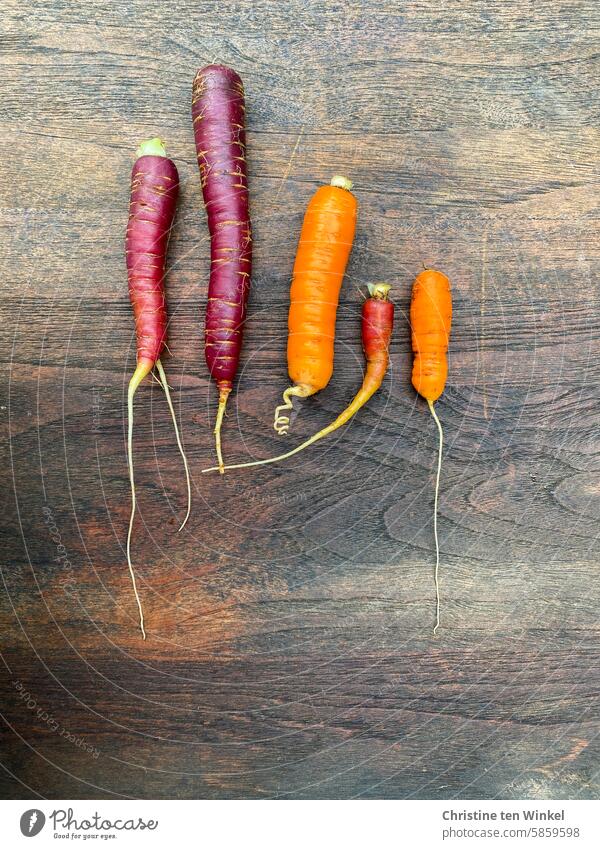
2;799;598;848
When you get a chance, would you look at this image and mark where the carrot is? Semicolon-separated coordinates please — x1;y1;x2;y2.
202;283;393;473
410;267;452;634
125;137;191;640
192;64;252;473
274;175;357;435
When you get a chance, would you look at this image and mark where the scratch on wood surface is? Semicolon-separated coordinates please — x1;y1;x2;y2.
274;127;304;200
535;738;589;777
481;225;488;420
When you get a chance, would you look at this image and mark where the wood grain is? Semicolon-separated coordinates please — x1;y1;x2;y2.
1;0;599;800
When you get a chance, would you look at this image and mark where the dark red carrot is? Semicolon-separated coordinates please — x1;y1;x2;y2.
192;64;252;473
125;137;191;639
202;283;394;473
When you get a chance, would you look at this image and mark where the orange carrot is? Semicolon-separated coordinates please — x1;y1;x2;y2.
410;267;452;634
202;283;393;473
274;175;357;435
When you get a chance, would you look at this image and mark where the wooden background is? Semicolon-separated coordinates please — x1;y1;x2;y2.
1;0;599;800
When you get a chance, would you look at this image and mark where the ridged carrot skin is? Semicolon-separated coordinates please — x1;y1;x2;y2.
410;268;452;402
192;64;252;471
362;286;394;365
274;176;357;435
203;283;393;474
126;149;179;370
288;179;357;392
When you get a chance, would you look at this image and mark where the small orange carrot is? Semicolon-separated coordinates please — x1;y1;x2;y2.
410;267;452;634
274;175;357;435
202;283;393;473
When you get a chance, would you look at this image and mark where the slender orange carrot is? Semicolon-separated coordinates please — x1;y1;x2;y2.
410;267;452;634
274;175;357;435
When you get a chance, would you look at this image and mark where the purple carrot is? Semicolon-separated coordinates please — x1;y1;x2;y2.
192;64;252;473
124;137;191;639
127;139;178;369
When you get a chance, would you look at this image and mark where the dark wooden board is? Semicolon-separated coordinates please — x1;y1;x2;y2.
1;0;599;800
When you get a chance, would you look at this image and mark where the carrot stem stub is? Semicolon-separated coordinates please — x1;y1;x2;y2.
124;138;191;639
202;283;394;473
192;65;252;471
410;267;452;635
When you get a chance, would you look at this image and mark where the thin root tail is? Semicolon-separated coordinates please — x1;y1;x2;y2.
214;385;231;474
274;384;310;435
126;359;153;640
428;399;444;636
155;359;192;532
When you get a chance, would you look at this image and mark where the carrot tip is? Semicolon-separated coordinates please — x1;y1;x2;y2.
129;359;154;394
